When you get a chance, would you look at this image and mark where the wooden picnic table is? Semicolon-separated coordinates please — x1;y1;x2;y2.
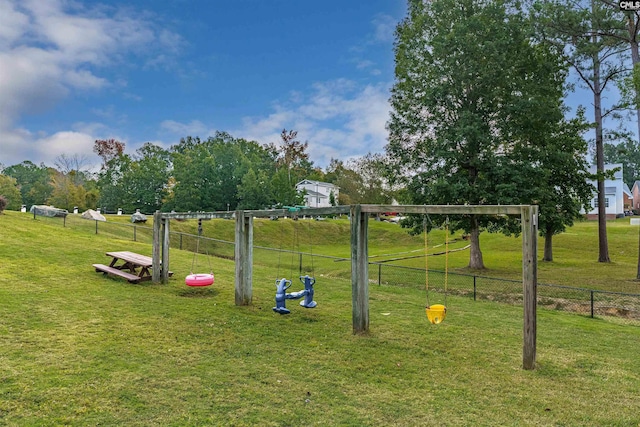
93;251;168;283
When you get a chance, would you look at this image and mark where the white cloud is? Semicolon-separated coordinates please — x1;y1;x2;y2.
236;79;392;168
0;0;29;48
372;14;397;43
157;28;184;54
0;126;101;170
348;13;398;79
1;126;36;165
160;120;210;137
0;46;69;119
0;0;182;167
356;59;375;70
71;121;109;135
123;92;143;102
34;130;98;165
64;69;108;89
90;105;128;124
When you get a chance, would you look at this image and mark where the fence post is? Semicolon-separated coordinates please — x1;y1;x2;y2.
133;225;137;242
180;233;183;250
473;275;477;301
299;252;303;274
152;211;161;283
378;264;382;286
590;290;594;318
95;220;98;234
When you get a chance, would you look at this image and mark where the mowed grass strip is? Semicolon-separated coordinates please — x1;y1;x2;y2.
0;211;639;426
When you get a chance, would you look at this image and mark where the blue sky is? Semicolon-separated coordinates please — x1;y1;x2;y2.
0;0;406;171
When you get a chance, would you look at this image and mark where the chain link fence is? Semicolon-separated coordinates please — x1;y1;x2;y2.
34;213;640;326
370;263;640;326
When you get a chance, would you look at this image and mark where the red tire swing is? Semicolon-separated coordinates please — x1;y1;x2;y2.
185;272;214;287
185;220;214;287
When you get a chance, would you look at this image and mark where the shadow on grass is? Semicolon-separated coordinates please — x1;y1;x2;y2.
177;287;220;298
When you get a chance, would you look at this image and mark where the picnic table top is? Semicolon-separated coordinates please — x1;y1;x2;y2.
106;251;152;267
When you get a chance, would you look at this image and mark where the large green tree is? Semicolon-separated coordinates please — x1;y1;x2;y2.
270;168;304;207
325;155;394;205
0;175;23;210
49;154;96;211
54;154;92;186
237;168;273;209
95;142;193;214
601;2;640;153
48;171;87;211
533;0;628;262
94;139;125;169
3;161;54;209
529;112;594;261
275;129;314;187
120;143;171;213
324;159;359;205
169;133;277;211
96;153;132;212
387;0;580;269
603;134;640;188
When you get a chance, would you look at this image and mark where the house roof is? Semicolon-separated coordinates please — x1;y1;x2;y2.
296;179;338;188
623;183;632;197
632;180;640;192
304;189;325;198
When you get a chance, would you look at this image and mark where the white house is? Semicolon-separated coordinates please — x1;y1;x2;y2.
584;163;629;219
296;180;339;208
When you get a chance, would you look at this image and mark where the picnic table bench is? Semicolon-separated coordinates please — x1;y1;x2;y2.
93;251;172;283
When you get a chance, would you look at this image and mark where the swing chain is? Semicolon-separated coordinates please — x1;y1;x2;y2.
423;215;430;308
423;214;449;309
444;216;449;308
191;221;213;274
424;214;449;324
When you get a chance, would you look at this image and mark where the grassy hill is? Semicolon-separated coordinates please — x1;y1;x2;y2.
1;210;639;425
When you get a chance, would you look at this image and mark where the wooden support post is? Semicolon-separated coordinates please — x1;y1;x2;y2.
235;211;253;305
521;205;538;370
161;218;170;284
152;211;161;283
351;204;369;334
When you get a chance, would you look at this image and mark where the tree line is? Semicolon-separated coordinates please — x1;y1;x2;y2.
0;130;393;216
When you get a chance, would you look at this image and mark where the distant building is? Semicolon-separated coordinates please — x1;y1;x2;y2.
631;180;640;210
296;180;339;208
584;163;630;219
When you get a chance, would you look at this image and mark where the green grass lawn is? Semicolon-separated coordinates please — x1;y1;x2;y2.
1;211;639;426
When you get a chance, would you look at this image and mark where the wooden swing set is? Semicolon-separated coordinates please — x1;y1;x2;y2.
151;204;538;370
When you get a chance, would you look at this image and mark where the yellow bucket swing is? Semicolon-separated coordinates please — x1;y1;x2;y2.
424;216;448;325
